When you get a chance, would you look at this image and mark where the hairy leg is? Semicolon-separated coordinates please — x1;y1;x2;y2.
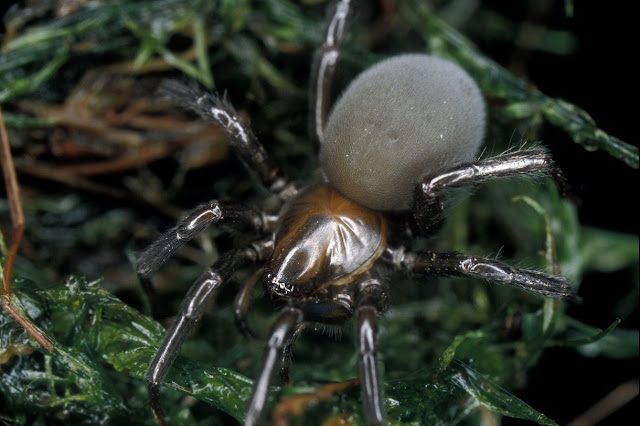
354;276;388;426
137;201;273;277
244;306;305;426
384;246;579;302
310;0;353;145
147;243;269;425
413;148;570;236
158;81;296;197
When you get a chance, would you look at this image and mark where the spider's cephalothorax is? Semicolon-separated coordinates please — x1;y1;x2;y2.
267;183;387;299
138;1;577;425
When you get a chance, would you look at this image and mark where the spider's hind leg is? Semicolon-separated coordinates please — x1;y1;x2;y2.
412;148;571;236
158;81;295;197
420;148;569;197
310;0;353;145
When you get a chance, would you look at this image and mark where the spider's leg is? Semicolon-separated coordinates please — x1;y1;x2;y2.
245;306;305;426
274;274;389;424
147;243;267;425
278;322;310;384
233;271;318;385
233;268;264;340
278;292;359;384
310;0;353;145
247;291;360;421
413;148;570;235
420;148;569;195
159;81;295;196
137;201;272;277
383;247;579;301
354;275;388;426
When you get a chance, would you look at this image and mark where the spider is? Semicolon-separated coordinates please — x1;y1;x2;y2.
138;1;577;425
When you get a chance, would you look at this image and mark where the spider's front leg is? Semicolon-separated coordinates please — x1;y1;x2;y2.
245;274;389;426
354;275;388;426
137;202;274;315
244;306;305;426
147;240;271;426
244;295;353;425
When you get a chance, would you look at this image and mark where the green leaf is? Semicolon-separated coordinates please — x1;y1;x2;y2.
448;361;557;425
577;328;639;359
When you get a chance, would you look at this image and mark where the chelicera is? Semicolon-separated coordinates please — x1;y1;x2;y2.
138;1;577;424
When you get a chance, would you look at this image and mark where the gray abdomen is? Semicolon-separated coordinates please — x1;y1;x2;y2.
320;54;486;211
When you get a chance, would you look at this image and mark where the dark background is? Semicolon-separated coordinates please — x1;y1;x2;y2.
477;1;638;425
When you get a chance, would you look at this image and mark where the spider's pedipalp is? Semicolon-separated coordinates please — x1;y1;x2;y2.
233;268;264;341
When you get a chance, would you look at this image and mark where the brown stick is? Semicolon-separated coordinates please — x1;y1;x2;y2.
272;379;360;425
0;107;53;351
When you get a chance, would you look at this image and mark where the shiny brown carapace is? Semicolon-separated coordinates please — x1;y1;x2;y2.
268;183;387;298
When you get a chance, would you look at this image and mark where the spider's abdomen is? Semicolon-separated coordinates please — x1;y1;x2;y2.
321;54;486;211
267;183;386;298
